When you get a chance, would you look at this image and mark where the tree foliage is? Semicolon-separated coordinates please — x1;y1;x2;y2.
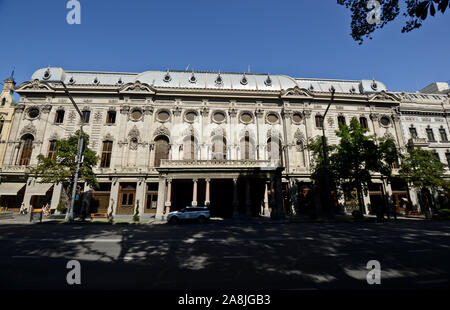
398;147;449;191
337;0;450;44
308;117;399;213
31;131;99;190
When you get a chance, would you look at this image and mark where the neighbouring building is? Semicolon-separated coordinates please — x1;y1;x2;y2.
0;77;24;210
2;67;448;218
396;88;450;212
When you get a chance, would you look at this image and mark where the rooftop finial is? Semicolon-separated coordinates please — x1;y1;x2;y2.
10;67;15;81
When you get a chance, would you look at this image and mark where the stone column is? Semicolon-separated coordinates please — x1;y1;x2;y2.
263;183;270;217
50;182;63;211
155;177;167;220
109;179;120;217
245;178;252;216
192;178;198;206
233;178;239;217
205;178;211;206
165;179;172;214
362;189;371;215
136;179;146;216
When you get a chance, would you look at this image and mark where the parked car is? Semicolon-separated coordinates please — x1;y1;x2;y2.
167;206;210;224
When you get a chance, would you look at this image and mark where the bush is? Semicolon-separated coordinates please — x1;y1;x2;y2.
435;209;450;219
352;210;364;219
133;208;140;222
56;202;66;213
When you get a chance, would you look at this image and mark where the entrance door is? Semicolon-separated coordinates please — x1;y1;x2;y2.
145;192;158;214
117;183;136;215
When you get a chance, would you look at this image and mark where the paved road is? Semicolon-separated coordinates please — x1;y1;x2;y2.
0;219;449;290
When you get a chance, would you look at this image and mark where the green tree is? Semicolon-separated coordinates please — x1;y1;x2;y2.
332;118;398;213
398;148;450;217
337;0;450;44
307;136;340;215
31;131;99;198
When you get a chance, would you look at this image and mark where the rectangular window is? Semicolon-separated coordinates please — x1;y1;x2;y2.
446;153;450;167
359;117;368;129
433;152;440;161
0;120;4;137
409;127;418;139
100;141;113;168
106;111;116;124
439;128;448;142
47;140;57;160
315;115;324;128
426;128;435;142
55;110;65;124
82;111;91;123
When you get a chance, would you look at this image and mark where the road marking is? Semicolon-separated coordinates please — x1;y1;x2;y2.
407;249;432;253
66;239;122;243
416;279;448;285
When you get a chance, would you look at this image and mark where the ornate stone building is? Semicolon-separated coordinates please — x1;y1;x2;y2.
3;67;446;218
395;89;450;212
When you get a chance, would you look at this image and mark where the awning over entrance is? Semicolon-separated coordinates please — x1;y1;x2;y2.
26;183;53;196
0;183;26;196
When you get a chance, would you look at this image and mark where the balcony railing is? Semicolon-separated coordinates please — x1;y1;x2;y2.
408;138;429;147
159;159;279;170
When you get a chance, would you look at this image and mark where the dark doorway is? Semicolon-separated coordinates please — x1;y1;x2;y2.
209;179;234;218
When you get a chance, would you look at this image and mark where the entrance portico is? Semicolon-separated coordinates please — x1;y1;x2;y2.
155;159;284;220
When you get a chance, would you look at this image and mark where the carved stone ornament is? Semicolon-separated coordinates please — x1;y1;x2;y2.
228;108;237;117
370;113;379;121
94;111;103;122
327;116;334;126
120;105;130;115
368;91;399;102
20;123;37;136
303;109;312;118
104;133;115;141
144;105;154;115
200;106;209;117
153;125;170;138
172;106;182;117
19;79;53;91
41;105;52;114
68;111;76;122
280;86;314;98
128;125;140;140
119;81;155;94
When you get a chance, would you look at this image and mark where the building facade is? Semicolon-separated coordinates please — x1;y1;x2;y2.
1;67;448;218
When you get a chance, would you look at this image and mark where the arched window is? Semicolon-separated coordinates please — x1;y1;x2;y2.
240;133;255;160
18;134;34;166
154;136;170;167
1;98;6;106
267;137;283;165
183;135;197;160
212;136;227;160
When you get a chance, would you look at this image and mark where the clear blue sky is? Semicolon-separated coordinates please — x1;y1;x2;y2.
0;0;449;94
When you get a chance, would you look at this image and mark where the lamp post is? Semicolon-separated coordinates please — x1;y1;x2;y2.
43;79;84;222
321;86;335;219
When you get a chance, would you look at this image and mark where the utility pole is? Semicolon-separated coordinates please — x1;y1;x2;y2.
321;86;335;219
43;78;84;222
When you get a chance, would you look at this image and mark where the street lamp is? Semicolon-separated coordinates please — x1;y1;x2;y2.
42;79;84;222
321;86;335;219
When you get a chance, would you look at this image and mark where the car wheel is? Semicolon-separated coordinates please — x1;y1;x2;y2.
169;217;179;224
198;216;206;224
